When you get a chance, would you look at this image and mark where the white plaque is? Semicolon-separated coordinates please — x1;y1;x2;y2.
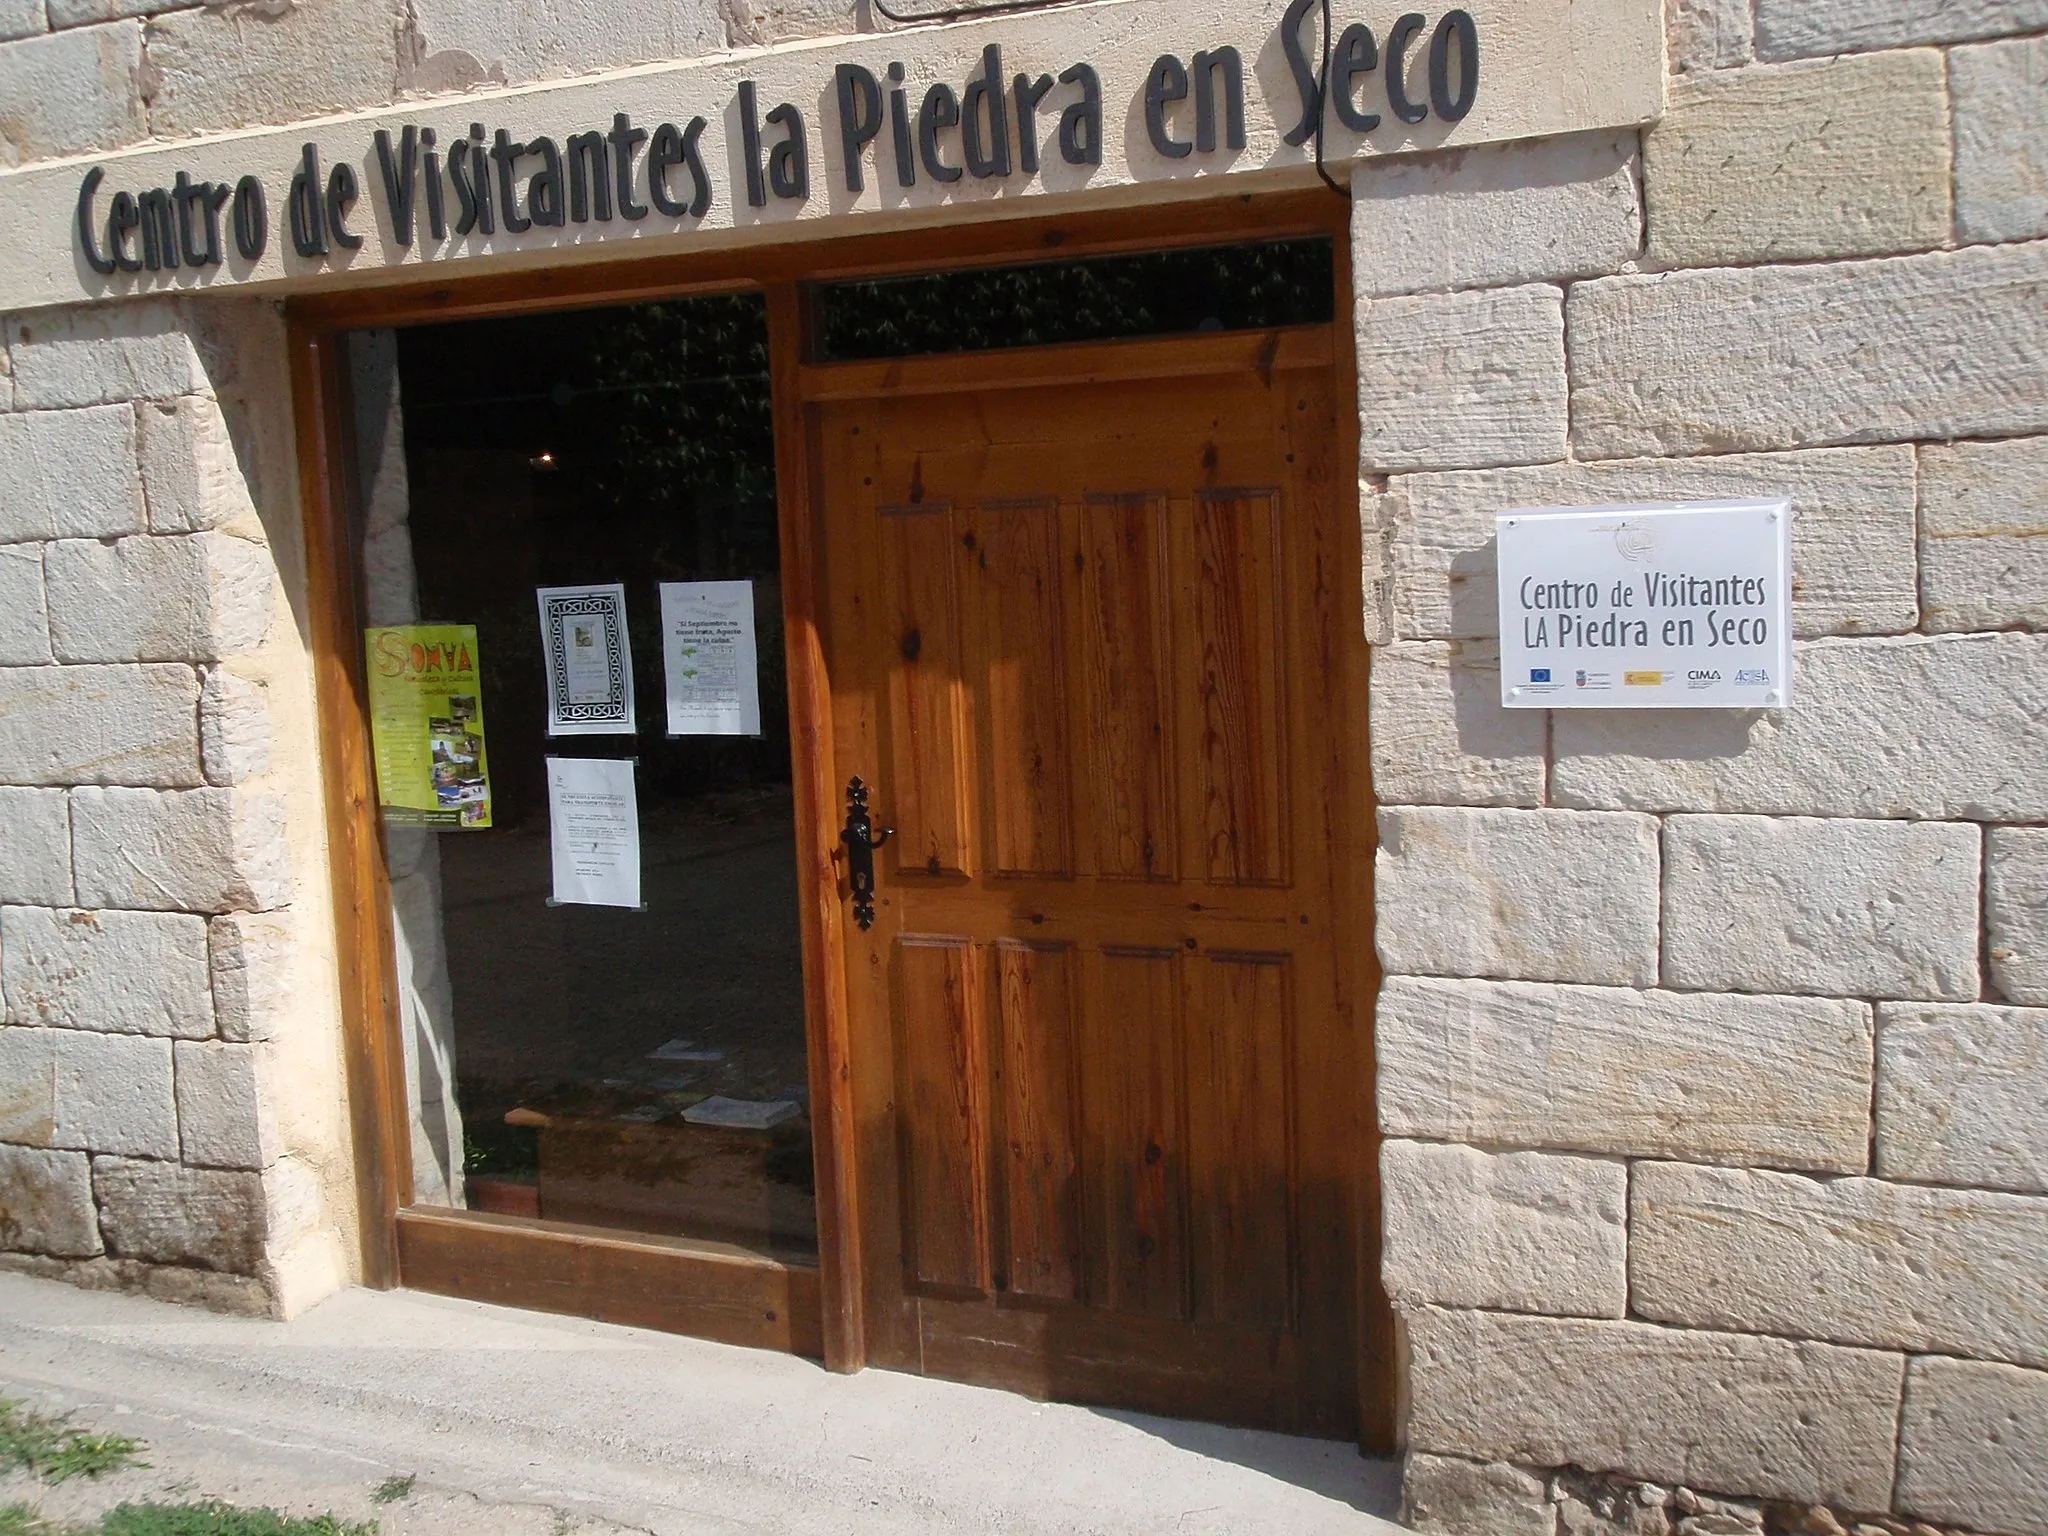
537;583;636;736
1496;499;1792;710
659;580;762;737
546;755;642;909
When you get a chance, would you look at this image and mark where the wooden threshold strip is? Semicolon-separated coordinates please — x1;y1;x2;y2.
394;1207;824;1358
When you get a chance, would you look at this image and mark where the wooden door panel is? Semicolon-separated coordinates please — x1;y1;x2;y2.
880;504;973;879
992;939;1082;1302
892;934;988;1296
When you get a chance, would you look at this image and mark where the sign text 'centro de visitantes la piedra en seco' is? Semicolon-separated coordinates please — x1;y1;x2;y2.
1496;500;1794;710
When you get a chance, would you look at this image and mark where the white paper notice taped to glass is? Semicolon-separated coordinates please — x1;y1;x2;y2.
537;583;636;736
659;580;761;736
546;755;643;909
1496;499;1792;709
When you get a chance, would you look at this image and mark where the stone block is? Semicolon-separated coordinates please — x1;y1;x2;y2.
137;395;261;537
1661;815;1979;1001
174;1039;269;1169
0;548;50;667
1919;435;2048;633
207;910;293;1043
398;0;722;94
1369;642;1545;807
1988;827;2048;1004
1632;1161;2048;1369
1896;1357;2048;1536
1568;243;2048;459
1378;976;1872;1172
1404;1307;1903;1510
0;22;145;166
199;667;270;784
52;1029;176;1157
91;1155;263;1273
0;404;146;540
1878;1002;2048;1194
1553;633;2048;821
1665;0;1750;73
71;787;289;913
1357;285;1567;473
50;0;203;24
0;0;46;41
44;533;274;663
1758;0;2048;60
1;905;212;1037
0;1025;56;1144
0;663;202;788
1376;807;1659;986
0;1146;100;1259
144;0;403;140
0;788;71;906
1645;53;1950;267
1381;1140;1626;1317
5;303;209;410
1353;132;1640;297
1403;1452;1554;1536
1954;36;2048;245
1385;447;1917;643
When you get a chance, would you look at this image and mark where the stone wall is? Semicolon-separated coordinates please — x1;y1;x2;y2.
0;0;859;170
0;297;357;1317
1361;3;2047;1533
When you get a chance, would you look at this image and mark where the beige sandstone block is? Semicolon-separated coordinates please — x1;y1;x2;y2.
44;533;274;663
1376;807;1659;986
0;547;51;666
399;0;722;94
51;1028;177;1157
1953;35;2048;245
0;663;203;788
1878;1003;2048;1195
144;0;403;139
0;404;146;540
1758;0;2048;60
0;905;213;1037
1368;642;1545;807
5;303;208;409
0;1025;57;1144
137;395;262;537
1896;1357;2048;1536
1381;1140;1626;1317
1377;976;1872;1172
0;788;71;906
1568;243;2048;458
1357;285;1567;473
1632;1161;2048;1368
207;910;294;1044
1403;1452;1553;1536
1988;827;2048;1005
1352;132;1640;297
1661;814;1980;1001
0;22;146;166
1404;1307;1903;1510
1552;633;2048;821
91;1155;263;1273
71;786;290;913
1665;0;1749;73
0;1145;100;1259
174;1039;271;1169
0;0;46;41
199;667;271;785
720;0;851;46
1384;447;1917;642
50;0;203;23
1919;435;2048;633
1645;53;1950;266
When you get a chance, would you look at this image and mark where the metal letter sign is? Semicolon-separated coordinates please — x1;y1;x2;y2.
1496;498;1793;710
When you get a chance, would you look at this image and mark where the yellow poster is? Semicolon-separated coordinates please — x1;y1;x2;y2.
365;624;492;829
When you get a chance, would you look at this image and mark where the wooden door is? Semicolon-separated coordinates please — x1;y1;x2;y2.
811;328;1371;1437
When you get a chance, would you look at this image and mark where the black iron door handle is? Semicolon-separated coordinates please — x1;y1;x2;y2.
841;776;893;931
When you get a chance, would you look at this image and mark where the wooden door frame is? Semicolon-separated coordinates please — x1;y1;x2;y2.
288;184;1383;1438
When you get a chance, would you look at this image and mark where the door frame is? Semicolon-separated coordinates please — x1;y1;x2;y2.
286;183;1388;1443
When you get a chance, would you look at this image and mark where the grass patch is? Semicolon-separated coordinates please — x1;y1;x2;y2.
0;1403;144;1486
367;1476;413;1506
100;1502;376;1536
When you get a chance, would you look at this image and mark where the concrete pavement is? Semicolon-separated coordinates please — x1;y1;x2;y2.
0;1272;1407;1535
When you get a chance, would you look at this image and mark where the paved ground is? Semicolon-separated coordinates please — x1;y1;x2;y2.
0;1272;1407;1535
